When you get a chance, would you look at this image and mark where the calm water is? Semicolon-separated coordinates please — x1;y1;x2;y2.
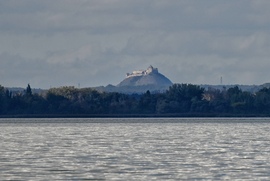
1;118;270;180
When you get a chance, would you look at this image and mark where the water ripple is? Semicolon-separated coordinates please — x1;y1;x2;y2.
0;118;270;180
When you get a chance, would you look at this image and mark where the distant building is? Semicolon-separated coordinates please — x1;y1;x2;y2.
126;65;158;78
118;65;173;88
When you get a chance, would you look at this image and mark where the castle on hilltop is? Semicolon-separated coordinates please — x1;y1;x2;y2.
126;65;158;78
118;65;173;88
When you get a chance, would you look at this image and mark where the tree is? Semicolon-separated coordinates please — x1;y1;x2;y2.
26;84;32;96
0;85;6;114
254;88;270;113
224;86;255;114
138;90;156;113
165;84;205;113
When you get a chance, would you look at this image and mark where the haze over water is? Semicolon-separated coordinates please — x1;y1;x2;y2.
1;118;270;180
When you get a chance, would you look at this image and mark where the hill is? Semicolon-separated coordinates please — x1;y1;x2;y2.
117;65;173;87
94;66;173;93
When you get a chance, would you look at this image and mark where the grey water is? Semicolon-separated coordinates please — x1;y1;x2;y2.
1;118;270;180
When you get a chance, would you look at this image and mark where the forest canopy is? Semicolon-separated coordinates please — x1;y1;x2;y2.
0;83;270;117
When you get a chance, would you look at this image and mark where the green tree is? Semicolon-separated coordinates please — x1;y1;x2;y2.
138;90;157;114
0;85;6;114
165;84;204;113
225;86;254;113
254;88;270;113
26;84;32;96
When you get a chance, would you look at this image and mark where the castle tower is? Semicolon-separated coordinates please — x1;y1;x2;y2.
146;65;158;74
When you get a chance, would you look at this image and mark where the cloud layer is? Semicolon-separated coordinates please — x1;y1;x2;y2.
1;0;270;88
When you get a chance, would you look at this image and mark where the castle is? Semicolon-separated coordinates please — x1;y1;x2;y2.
126;65;158;78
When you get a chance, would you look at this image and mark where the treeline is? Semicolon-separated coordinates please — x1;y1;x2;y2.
1;83;270;117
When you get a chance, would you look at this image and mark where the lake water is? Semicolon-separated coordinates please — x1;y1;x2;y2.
1;118;270;180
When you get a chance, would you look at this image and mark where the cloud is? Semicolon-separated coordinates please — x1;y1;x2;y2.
46;45;96;64
0;0;270;88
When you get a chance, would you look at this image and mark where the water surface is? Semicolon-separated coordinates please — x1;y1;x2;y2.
1;118;270;180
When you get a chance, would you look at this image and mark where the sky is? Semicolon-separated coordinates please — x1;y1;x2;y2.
1;0;270;89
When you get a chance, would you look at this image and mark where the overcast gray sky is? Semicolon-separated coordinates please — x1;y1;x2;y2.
1;0;270;88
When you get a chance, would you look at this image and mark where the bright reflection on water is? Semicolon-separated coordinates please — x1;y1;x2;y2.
1;118;270;180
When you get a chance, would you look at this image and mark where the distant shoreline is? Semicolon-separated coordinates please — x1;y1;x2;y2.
0;113;269;119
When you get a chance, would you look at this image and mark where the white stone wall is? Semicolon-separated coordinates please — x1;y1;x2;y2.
126;66;158;78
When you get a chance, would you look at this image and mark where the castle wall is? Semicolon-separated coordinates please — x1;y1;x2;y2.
126;66;158;78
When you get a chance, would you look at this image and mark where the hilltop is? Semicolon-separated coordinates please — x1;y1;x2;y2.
95;66;173;93
118;65;173;87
